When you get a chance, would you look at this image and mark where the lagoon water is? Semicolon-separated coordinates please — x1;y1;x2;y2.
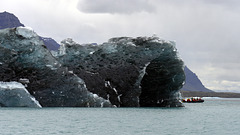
1;98;240;135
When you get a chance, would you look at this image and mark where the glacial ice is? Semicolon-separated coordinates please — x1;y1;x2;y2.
57;37;185;107
0;26;185;107
0;27;112;107
0;82;42;108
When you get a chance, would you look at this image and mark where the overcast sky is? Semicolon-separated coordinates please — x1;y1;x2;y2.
1;0;240;92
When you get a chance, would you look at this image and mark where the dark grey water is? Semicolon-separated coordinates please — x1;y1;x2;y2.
1;98;240;135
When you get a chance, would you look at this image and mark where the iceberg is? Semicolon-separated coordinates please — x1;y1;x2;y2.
0;27;112;107
0;82;41;108
0;27;185;107
57;36;185;107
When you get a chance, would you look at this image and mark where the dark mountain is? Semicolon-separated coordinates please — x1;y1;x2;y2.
0;11;60;51
40;37;60;51
181;66;213;92
0;11;24;29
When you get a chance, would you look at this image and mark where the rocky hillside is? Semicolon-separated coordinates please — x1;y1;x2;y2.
0;11;24;29
181;66;213;92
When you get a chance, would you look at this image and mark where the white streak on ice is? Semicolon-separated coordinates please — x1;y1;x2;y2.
113;88;118;95
117;94;122;103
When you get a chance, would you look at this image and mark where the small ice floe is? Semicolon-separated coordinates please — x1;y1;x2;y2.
0;81;42;108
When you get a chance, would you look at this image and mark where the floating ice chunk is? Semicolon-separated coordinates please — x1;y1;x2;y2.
0;82;42;108
15;26;37;38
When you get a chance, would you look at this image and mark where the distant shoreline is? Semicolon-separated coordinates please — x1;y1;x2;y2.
181;90;240;98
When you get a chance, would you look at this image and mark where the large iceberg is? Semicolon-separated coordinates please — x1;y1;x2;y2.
57;37;185;107
0;27;185;107
0;82;41;107
0;27;111;107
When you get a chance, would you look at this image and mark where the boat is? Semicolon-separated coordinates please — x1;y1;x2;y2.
182;97;204;103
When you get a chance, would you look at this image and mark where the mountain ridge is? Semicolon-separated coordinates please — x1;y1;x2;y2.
0;11;24;29
181;66;213;92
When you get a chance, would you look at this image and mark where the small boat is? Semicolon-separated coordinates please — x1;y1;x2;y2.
182;97;204;103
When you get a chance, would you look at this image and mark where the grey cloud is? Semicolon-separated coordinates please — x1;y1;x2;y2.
202;0;240;7
77;0;155;14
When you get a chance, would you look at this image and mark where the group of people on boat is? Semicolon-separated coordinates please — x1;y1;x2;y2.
182;97;204;103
